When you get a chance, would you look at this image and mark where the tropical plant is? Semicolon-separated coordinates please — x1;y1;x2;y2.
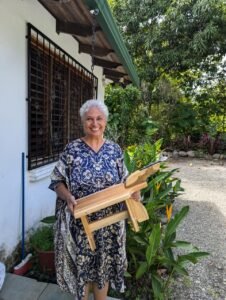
122;142;209;299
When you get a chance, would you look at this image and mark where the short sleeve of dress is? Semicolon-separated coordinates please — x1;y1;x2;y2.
48;144;72;191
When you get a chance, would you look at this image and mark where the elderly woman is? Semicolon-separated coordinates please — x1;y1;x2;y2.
49;99;140;300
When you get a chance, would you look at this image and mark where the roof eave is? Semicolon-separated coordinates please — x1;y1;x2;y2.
84;0;140;87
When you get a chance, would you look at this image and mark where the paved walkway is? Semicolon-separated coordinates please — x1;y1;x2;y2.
168;158;226;299
0;273;119;300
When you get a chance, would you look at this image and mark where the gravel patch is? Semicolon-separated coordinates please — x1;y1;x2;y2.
167;158;226;300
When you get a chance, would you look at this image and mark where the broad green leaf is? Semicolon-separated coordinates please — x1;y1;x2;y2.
149;172;173;186
165;206;189;238
157;256;175;268
163;232;176;248
154;138;163;150
41;216;56;224
124;151;135;173
178;252;209;265
136;261;148;279
173;264;189;276
133;235;147;246
124;271;132;278
127;250;140;268
151;273;163;299
171;241;198;251
173;180;184;192
156;255;170;263
146;224;161;266
178;254;198;264
190;251;209;258
128;246;145;257
158;185;173;200
163;248;175;262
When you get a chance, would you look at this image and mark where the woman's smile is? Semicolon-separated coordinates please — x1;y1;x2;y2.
83;107;107;138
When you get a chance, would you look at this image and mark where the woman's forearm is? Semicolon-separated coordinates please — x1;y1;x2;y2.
54;183;77;213
54;182;72;201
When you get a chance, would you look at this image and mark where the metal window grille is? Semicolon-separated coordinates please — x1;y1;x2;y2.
27;24;98;170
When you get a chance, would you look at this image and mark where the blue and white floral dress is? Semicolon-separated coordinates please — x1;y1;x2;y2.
49;139;128;300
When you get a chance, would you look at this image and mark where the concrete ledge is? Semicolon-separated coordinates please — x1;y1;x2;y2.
0;273;47;300
39;283;74;300
29;162;55;182
0;274;121;300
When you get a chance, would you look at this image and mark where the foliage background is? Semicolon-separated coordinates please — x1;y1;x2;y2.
107;0;226;154
104;1;225;297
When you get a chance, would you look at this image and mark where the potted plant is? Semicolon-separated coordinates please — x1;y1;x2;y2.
29;216;56;275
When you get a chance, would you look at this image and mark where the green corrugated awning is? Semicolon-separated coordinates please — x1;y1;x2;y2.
84;0;140;87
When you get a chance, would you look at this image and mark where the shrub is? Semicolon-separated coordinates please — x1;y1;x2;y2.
29;226;54;252
122;142;209;299
29;216;55;252
105;84;152;147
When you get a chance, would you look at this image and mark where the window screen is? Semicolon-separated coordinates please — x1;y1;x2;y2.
27;24;98;170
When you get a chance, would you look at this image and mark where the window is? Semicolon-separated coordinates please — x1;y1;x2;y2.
27;24;98;170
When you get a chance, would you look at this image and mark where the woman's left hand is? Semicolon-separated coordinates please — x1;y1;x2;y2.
131;191;141;201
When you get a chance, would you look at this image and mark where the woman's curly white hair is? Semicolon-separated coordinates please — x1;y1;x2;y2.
79;99;109;120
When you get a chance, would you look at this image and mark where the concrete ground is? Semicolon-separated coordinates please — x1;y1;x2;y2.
168;158;226;299
0;273;120;300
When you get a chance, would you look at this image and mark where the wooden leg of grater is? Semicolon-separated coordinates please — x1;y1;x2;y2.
81;216;96;251
125;198;140;232
128;200;149;222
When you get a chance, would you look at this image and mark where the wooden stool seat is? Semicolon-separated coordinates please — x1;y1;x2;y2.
73;162;160;251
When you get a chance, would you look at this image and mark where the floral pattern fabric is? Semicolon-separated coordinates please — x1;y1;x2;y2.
49;139;128;300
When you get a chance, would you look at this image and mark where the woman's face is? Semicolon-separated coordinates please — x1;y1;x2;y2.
82;107;107;138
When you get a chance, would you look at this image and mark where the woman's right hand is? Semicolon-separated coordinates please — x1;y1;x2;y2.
54;182;77;214
65;194;77;214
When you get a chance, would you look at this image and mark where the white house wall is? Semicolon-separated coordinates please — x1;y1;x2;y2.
0;0;105;260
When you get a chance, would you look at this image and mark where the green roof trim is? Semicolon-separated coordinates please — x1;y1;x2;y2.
84;0;140;87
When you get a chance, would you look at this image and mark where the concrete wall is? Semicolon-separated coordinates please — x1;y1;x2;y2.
0;0;105;260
